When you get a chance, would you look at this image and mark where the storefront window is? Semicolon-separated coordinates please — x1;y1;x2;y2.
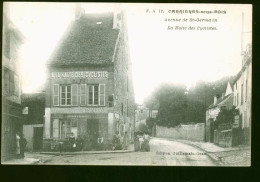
51;119;59;138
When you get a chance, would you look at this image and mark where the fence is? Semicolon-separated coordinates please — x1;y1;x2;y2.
156;123;205;142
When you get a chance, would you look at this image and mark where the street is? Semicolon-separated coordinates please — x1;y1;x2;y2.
29;138;218;166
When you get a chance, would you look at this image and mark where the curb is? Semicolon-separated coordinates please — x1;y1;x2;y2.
156;138;224;166
178;141;224;166
39;149;135;156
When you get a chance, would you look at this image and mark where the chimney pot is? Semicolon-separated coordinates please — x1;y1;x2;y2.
214;96;218;105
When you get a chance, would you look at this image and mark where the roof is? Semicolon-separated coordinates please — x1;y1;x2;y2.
233;55;252;84
207;93;233;109
47;12;119;67
22;93;45;103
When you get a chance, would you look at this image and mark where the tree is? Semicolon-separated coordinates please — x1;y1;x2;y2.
215;106;239;127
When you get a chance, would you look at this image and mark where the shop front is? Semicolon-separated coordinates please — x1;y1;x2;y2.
43;107;115;151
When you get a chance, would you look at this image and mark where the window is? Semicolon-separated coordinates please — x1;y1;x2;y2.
60;85;71;106
3;68;10;95
245;80;248;102
72;84;78;106
121;103;124;115
9;71;14;95
80;84;87;105
88;85;99;105
234;96;236;106
99;84;105;106
241;84;243;105
108;95;114;107
4;29;10;59
237;93;239;106
53;84;59;106
3;68;18;96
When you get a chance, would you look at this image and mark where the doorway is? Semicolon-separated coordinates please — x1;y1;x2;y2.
33;127;43;151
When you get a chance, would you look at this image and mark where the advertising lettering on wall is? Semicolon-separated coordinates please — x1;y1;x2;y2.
51;71;108;79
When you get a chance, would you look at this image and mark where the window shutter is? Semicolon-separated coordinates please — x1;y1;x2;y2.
14;74;19;96
72;84;78;106
80;84;87;105
53;84;59;106
99;84;105;106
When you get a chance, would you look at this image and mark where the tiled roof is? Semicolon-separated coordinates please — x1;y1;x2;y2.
207;93;233;109
47;12;119;66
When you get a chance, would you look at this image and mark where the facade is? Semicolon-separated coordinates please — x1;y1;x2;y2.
1;4;25;160
43;10;135;150
205;82;233;142
135;105;150;122
232;44;252;144
22;93;45;151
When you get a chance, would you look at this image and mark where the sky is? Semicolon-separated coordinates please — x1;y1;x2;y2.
6;3;252;104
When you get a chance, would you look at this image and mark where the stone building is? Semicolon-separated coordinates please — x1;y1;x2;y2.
205;82;233;142
43;10;135;150
232;43;252;145
2;4;25;160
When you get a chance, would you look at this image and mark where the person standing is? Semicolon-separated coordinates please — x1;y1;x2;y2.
15;132;20;158
134;132;140;152
143;132;150;152
19;134;27;158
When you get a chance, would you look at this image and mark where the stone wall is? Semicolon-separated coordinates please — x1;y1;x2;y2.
156;123;205;142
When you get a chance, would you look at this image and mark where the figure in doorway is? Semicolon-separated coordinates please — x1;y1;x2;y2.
15;132;20;158
19;134;27;158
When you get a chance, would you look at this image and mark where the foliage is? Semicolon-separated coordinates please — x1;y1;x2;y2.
215;106;239;126
145;117;157;130
144;76;235;127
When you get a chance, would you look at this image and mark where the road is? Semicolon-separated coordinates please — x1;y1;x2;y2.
31;138;219;166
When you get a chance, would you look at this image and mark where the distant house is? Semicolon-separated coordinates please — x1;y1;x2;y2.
205;82;233;142
2;4;25;160
232;43;252;144
22;93;45;151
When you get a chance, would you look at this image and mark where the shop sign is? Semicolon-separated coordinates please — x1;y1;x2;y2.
51;107;108;114
51;71;108;79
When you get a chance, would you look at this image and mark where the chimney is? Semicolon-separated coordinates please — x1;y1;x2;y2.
74;4;85;21
222;93;225;99
214;96;218;105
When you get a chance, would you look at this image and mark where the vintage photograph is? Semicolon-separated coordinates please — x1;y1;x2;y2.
2;2;252;166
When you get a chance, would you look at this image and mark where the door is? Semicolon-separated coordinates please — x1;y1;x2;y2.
87;119;99;137
33;127;43;151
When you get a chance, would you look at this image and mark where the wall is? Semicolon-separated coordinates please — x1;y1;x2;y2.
156;123;205;142
113;12;135;140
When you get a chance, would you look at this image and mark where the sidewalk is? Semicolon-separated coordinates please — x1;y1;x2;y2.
2;157;40;165
39;144;135;156
175;139;250;166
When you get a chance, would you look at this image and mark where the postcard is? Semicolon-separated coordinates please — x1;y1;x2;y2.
2;2;252;166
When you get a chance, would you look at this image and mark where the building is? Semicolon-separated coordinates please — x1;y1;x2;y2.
135;105;150;123
232;43;252;145
1;4;25;160
22;93;45;151
205;82;233;142
43;10;135;150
